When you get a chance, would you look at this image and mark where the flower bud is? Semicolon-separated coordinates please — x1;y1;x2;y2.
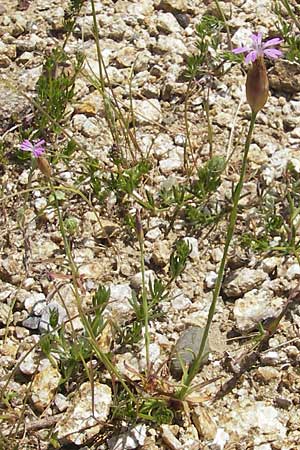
135;208;144;241
37;157;51;178
246;56;269;113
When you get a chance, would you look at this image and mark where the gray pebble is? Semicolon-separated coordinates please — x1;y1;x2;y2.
22;316;41;330
170;326;210;379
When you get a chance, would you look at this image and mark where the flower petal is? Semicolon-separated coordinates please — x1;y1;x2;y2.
20;139;33;152
251;32;263;46
33;147;45;158
263;37;283;48
35;139;45;147
232;46;250;54
263;48;282;59
245;50;258;64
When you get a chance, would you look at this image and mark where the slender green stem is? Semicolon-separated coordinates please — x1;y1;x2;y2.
177;111;257;399
48;180;135;401
213;0;233;50
138;232;150;377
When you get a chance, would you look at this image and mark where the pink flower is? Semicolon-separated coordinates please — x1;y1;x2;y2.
20;139;46;158
232;32;283;64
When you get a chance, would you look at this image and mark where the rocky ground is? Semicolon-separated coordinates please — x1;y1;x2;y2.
1;0;300;449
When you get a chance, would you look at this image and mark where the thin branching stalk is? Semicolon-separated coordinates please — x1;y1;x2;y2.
48;179;136;401
178;111;258;399
203;85;213;159
136;211;150;376
213;0;233;50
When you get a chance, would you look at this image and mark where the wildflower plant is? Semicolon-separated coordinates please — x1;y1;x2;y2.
177;33;284;399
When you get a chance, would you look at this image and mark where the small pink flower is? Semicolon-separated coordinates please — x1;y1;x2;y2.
232;32;283;64
20;139;46;158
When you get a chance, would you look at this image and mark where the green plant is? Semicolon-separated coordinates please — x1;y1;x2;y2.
36;48;84;134
274;1;300;63
40;285;111;382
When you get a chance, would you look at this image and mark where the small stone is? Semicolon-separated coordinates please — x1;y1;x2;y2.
151;241;170;267
157;12;181;34
31;367;61;411
131;270;155;290
171;290;192;310
39;302;67;334
115;46;137;68
14;326;29;339
170;326;210;379
183;237;199;259
223;268;268;298
145;227;162;241
225;402;287;439
269;60;300;94
286;263;300;280
175;13;190;28
192;406;217;440
133;99;162;125
260;351;280;366
159;0;188;13
159;157;182;172
205;271;217;289
212;428;229;450
19;350;39;375
140;343;160;369
161;425;181;450
0;303;13;326
24;292;46;314
108;424;147;449
274;397;292;410
54;393;70;412
55;382;112;445
105;284;133;323
233;289;284;332
74;92;104;116
174;134;186;146
255;367;281;383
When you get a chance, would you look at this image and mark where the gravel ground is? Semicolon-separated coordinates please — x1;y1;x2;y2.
1;1;300;449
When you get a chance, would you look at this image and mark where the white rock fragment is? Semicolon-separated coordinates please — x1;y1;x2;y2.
131;270;155;290
146;227;162;241
108;424;147;449
171;290;192;310
140;342;160;369
54;393;70;412
233;289;284;332
31;367;61;411
225;402;287;439
205;271;217;289
286;263;300;280
55;382;112;445
159;157;182;172
161;424;182;450
260;351;280;366
0;303;13;326
255;366;281;383
183;237;199;259
105;284;133;320
157;12;181;34
223;268;268;298
19;349;39;375
133;99;162;125
212;428;229;450
39;301;67;334
24;292;46;314
192;406;217;440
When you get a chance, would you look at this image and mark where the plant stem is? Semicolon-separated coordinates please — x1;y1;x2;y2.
178;111;257;400
138;230;150;377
